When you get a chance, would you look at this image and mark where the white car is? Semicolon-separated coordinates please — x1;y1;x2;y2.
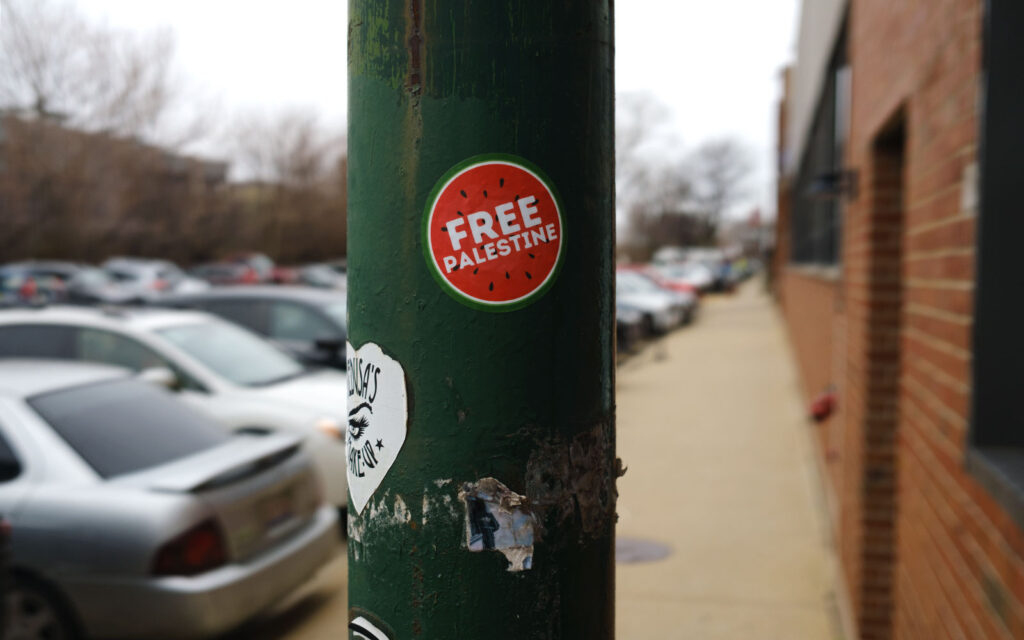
654;262;715;293
102;257;210;301
616;271;687;333
0;306;349;507
0;360;337;639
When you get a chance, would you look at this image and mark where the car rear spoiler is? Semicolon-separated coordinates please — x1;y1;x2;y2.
113;433;303;494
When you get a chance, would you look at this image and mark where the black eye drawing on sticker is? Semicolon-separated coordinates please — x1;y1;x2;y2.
348;402;373;444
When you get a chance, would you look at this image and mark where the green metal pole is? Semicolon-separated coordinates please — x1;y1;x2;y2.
346;2;615;638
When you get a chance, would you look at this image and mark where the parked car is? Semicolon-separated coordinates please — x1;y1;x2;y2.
0;261;80;305
619;264;698;296
161;287;348;370
297;264;346;290
616;271;687;334
189;262;262;286
653;261;716;294
700;258;736;292
323;259;346;275
219;252;287;283
102;258;209;301
616;304;646;352
0;306;348;506
619;268;697;322
65;266;141;305
0;360;337;639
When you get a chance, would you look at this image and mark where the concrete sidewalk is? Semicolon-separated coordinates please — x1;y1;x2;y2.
615;282;844;639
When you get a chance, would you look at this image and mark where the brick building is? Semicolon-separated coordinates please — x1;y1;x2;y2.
774;1;1023;638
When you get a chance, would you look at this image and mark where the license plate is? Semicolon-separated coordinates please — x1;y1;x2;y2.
258;487;295;533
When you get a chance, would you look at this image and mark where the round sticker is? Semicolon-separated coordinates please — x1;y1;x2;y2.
422;154;565;311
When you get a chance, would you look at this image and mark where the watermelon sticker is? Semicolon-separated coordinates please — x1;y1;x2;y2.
422;154;565;311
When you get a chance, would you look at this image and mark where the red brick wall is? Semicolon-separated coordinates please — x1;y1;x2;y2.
777;1;1024;638
778;267;847;536
780;269;839;403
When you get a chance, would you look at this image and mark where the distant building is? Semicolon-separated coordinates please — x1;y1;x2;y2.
774;2;1023;639
0;112;227;261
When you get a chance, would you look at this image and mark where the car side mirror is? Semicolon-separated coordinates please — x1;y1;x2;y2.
314;337;344;353
138;367;180;391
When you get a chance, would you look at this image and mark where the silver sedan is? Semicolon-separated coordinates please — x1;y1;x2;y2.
0;361;338;639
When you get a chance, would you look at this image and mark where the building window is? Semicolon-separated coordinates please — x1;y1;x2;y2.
790;21;849;266
968;0;1024;527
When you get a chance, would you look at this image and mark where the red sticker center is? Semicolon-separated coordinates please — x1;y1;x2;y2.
424;157;564;308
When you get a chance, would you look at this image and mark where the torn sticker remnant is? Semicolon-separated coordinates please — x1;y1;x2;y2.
459;477;537;572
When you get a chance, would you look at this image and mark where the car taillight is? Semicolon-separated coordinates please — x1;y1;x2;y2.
242;267;258;284
152;279;170;291
18;277;36;300
152;519;227;576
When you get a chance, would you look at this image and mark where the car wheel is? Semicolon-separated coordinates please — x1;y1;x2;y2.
642;314;656;336
5;575;80;640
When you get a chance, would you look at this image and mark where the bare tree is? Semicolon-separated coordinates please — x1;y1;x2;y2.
615;92;697;257
686;138;754;243
0;1;350;265
228;110;348;262
232;110;344;187
0;0;190;140
0;0;233;264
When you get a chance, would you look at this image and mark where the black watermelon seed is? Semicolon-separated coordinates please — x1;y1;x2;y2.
505;271;510;279
483;190;488;198
528;253;535;259
441;226;447;231
489;282;494;291
453;264;460;271
457;210;464;216
473;268;479;275
500;178;505;187
525;271;533;279
460;190;467;198
514;194;520;201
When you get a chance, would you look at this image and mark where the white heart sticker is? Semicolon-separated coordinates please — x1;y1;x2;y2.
346;341;408;514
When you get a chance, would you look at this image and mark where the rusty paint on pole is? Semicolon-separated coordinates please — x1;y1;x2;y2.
347;1;615;637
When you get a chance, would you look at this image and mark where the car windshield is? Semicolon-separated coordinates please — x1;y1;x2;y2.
321;301;347;332
72;268;113;287
105;267;142;283
157;320;306;387
617;272;661;294
29;378;230;478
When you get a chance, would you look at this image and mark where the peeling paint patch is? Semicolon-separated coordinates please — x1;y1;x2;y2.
459;478;537;572
392;495;411;525
525;422;617;538
349;490;414;548
433;478;452;488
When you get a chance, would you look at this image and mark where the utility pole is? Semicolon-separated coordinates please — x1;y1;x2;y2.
346;2;615;638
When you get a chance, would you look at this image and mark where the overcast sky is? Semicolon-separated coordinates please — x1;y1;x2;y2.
75;0;799;217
